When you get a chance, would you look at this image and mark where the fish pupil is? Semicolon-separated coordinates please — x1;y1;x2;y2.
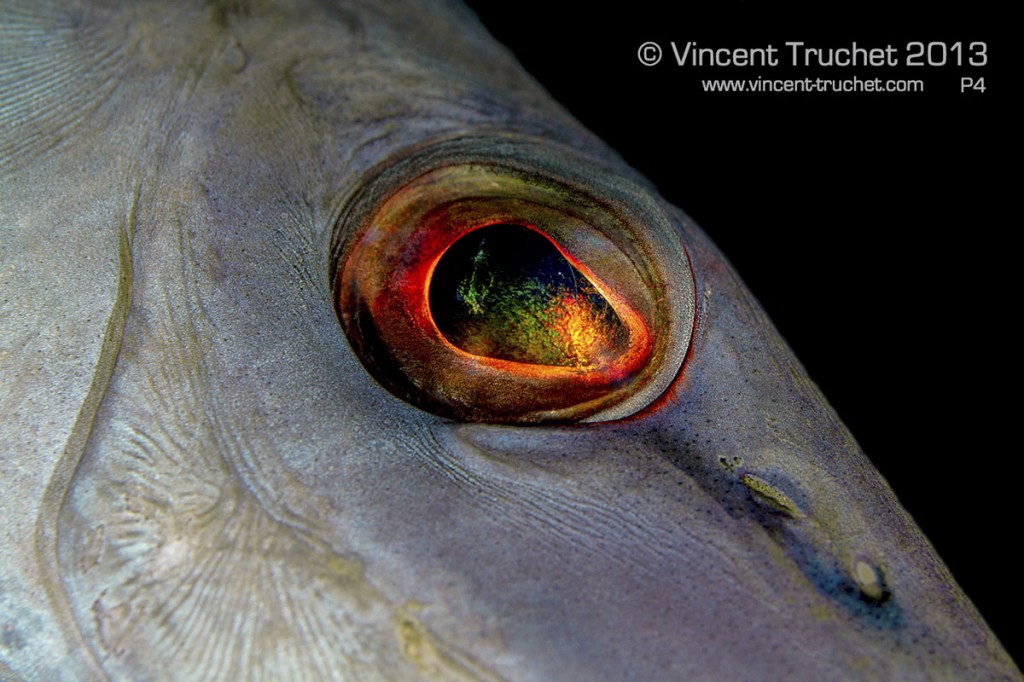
428;224;628;368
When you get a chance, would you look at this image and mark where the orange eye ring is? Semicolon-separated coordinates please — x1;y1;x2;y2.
334;141;694;423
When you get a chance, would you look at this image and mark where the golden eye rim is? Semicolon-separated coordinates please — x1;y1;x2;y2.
331;136;695;424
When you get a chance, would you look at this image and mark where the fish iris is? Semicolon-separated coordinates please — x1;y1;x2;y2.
429;224;629;368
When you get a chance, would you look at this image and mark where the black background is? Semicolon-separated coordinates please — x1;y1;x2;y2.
464;1;1015;668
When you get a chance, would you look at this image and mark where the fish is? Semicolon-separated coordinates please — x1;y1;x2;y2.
0;1;1017;680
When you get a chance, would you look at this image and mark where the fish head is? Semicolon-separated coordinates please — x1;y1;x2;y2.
0;1;1016;680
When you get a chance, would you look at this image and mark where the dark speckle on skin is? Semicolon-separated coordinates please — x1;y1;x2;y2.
2;624;26;653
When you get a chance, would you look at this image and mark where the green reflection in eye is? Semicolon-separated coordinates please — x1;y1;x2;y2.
429;224;629;368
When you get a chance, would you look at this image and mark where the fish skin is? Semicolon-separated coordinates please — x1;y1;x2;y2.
474;5;1018;660
0;1;1018;680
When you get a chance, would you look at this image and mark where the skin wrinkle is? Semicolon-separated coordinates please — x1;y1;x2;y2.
29;188;138;680
0;1;1018;680
421;423;794;623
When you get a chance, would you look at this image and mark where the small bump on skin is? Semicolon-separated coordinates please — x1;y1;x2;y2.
739;473;805;520
853;560;888;603
392;604;501;681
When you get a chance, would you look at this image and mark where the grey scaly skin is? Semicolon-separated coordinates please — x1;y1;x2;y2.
0;1;1018;680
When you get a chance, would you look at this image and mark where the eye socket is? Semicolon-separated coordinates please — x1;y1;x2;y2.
334;139;694;423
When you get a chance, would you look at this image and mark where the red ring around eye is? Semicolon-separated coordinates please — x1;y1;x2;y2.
337;164;674;423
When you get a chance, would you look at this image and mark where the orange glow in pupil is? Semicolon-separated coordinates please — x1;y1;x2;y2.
550;292;617;368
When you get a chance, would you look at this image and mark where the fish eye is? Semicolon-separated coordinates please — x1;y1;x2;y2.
333;138;695;423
